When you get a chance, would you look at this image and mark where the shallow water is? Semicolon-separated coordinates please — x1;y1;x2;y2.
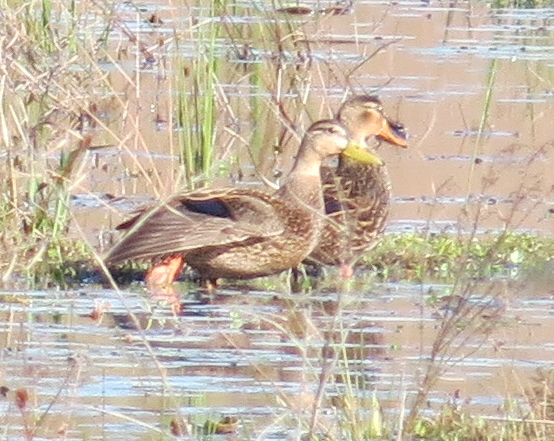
0;278;553;439
70;0;554;245
5;1;554;438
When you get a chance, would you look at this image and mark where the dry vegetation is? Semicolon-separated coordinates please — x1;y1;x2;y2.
0;1;553;440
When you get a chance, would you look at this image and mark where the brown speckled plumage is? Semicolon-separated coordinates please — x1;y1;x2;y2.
307;96;408;269
105;119;364;284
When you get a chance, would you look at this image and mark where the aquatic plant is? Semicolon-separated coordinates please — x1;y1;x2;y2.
490;0;554;8
173;4;221;189
0;0;107;286
364;231;554;283
1;1;554;441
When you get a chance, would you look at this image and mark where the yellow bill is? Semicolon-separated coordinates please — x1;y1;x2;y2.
342;142;384;165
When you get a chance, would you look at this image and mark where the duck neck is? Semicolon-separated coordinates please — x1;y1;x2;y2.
278;143;325;212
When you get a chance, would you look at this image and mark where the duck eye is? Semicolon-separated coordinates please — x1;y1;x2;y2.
390;121;406;134
324;126;339;134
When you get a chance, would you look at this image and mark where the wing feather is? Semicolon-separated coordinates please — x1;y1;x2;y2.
106;188;285;263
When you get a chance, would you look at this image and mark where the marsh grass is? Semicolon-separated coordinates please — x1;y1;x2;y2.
490;0;554;7
365;231;554;283
237;32;554;439
0;0;404;286
165;0;341;188
174;6;221;188
229;285;554;441
0;1;109;286
0;1;553;440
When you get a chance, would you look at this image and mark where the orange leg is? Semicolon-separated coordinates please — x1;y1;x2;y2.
145;255;185;308
340;263;354;279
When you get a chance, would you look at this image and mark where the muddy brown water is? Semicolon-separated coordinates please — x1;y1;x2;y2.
1;280;554;439
74;1;554;240
4;1;554;439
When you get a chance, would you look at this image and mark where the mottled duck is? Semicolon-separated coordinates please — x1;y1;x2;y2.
307;96;408;277
105;119;381;302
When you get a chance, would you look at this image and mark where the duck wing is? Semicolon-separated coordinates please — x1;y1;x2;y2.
106;188;285;263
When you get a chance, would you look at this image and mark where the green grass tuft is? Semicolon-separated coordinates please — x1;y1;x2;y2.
363;231;554;283
490;0;554;7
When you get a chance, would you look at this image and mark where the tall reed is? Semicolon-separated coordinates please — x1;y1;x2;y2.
0;1;105;285
174;25;219;187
